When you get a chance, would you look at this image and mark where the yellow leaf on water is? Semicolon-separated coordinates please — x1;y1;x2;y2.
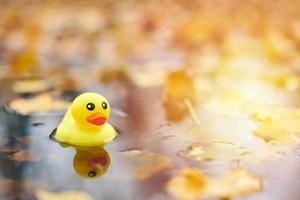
9;93;69;115
12;79;49;94
252;108;300;142
167;168;206;200
36;190;93;200
162;69;196;122
167;168;262;200
204;168;262;198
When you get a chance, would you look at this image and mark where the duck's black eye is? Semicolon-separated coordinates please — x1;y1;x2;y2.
86;103;95;111
88;171;97;177
102;102;108;109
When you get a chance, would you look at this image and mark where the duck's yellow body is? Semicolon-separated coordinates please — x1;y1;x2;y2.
53;92;116;147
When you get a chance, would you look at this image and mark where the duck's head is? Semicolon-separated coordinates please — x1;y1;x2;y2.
71;92;111;128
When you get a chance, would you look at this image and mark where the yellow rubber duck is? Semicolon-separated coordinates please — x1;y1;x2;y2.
73;148;110;178
52;92;116;147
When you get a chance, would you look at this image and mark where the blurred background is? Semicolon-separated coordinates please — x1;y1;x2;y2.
1;0;300;200
1;0;300;75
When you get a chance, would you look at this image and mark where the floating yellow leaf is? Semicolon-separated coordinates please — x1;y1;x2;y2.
36;190;93;200
204;168;262;198
253;108;300;142
162;69;196;121
12;79;49;94
167;168;206;200
167;168;262;200
9;93;69;114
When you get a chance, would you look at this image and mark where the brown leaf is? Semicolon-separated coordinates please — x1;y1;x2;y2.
99;65;129;84
8;150;39;162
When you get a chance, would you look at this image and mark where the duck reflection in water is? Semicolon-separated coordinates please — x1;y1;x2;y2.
73;147;111;178
49;136;112;179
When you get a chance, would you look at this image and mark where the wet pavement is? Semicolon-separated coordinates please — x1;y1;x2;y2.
1;84;300;200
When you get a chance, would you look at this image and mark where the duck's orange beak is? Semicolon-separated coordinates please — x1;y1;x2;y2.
86;112;106;126
88;156;108;167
